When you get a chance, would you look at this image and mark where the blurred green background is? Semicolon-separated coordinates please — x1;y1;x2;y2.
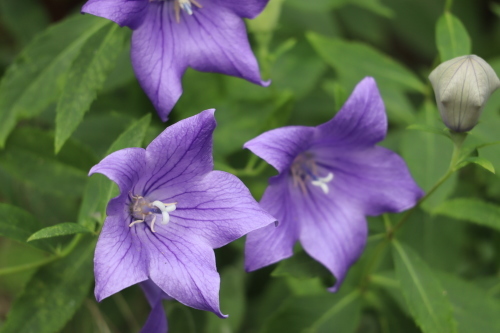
0;0;500;332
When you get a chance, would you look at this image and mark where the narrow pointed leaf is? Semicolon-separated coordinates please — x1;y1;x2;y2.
78;114;151;227
306;32;426;93
262;288;361;333
0;203;53;252
437;272;500;333
436;13;471;62
433;198;500;231
27;223;92;242
0;237;95;333
392;241;457;333
55;24;128;152
0;14;109;147
455;156;495;174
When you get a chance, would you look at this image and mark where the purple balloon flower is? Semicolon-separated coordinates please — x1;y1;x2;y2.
89;109;275;317
244;77;424;291
81;0;269;121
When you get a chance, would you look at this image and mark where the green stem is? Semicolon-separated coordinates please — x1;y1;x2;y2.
0;234;84;276
307;290;360;331
390;131;466;236
0;256;57;276
222;154;268;177
361;132;467;288
383;214;392;232
445;0;453;12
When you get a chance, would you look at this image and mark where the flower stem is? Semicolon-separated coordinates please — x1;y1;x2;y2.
390;131;466;236
0;256;57;276
445;0;453;12
361;131;467;288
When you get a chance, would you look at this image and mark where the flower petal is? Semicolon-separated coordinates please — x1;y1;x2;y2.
214;0;269;18
140;280;168;333
94;214;148;302
140;300;168;333
139;109;215;196
244;126;315;173
316;77;387;148
131;2;267;120
137;229;225;317
89;147;146;214
315;146;424;216
297;190;368;291
82;0;148;29
183;1;268;86
130;2;186;121
245;175;299;271
155;170;276;249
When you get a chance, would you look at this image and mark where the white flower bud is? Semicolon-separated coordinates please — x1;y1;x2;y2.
429;55;500;132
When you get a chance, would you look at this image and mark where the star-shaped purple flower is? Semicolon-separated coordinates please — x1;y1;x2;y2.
89;109;275;316
81;0;269;121
244;77;424;291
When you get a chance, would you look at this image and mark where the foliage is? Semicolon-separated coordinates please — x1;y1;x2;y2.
1;0;500;332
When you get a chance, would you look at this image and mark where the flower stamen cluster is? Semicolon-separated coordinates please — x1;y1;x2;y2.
149;0;203;23
129;193;177;232
291;152;334;194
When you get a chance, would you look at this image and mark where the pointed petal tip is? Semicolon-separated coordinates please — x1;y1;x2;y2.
327;283;340;293
261;79;272;87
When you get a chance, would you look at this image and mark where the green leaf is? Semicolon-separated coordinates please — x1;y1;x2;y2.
27;223;92;242
55;24;128;152
437;272;500;333
392;241;458;333
401;101;457;210
0;236;95;333
322;80;348;112
0;14;109;148
492;3;500;17
436;13;471;62
286;0;393;17
373;271;500;333
0;203;53;252
272;250;335;287
306;33;426;94
262;288;361;333
0;149;87;198
78;114;151;227
455;156;495;174
432;198;500;231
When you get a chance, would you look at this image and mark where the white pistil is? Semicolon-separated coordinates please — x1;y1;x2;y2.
311;172;334;194
152;201;177;228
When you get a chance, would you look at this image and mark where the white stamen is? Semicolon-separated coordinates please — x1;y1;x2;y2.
153;201;177;226
151;215;157;233
311;172;334;194
129;218;145;227
178;0;193;15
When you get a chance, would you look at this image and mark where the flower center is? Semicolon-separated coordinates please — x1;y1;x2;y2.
129;194;177;232
149;0;203;23
291;153;334;194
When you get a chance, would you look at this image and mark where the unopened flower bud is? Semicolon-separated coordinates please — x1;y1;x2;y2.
429;55;500;132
